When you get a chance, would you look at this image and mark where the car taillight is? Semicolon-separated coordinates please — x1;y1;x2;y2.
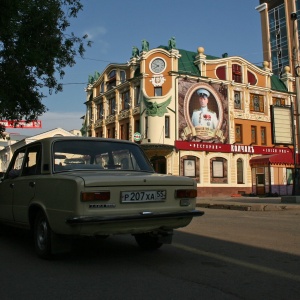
175;189;197;198
81;192;110;201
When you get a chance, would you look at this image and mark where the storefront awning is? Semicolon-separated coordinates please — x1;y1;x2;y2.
249;153;294;166
140;144;175;158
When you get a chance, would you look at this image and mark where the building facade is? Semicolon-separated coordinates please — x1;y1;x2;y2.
84;38;296;197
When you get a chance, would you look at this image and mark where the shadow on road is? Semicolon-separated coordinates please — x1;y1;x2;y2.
0;224;299;299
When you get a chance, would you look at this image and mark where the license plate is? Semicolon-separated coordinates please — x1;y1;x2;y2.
121;190;166;203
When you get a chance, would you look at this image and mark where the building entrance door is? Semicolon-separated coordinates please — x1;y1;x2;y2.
150;156;166;174
256;173;265;195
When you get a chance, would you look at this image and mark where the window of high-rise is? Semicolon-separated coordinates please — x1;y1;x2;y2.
268;3;289;76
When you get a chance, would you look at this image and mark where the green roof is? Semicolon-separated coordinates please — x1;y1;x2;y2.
178;49;201;76
270;75;288;92
158;46;203;76
158;46;288;93
178;48;219;77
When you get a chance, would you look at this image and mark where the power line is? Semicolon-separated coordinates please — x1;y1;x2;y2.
61;82;88;85
81;57;111;63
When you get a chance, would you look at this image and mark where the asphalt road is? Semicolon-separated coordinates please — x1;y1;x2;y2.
0;208;299;299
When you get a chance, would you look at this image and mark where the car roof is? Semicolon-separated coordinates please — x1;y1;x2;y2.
40;136;134;143
21;136;136;148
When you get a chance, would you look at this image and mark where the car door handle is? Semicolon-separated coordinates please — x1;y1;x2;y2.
29;181;35;188
10;183;14;188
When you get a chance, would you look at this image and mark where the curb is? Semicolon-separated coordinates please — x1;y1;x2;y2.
197;203;251;211
196;203;300;211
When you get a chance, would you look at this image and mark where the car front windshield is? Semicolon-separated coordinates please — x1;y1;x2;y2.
52;140;154;173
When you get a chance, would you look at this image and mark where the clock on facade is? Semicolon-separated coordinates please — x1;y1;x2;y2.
150;58;166;74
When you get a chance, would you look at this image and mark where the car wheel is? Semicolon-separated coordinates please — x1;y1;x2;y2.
134;233;163;250
34;211;52;259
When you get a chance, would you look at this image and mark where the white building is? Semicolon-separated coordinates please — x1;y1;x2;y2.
0;128;76;173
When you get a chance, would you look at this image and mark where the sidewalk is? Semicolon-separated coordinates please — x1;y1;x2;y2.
196;196;300;211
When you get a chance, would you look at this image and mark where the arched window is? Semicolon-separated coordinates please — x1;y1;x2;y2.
120;70;126;83
107;70;116;90
216;65;226;80
247;71;257;85
237;158;244;184
100;81;104;93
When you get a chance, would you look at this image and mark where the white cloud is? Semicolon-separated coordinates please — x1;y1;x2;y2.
85;26;107;39
84;26;109;54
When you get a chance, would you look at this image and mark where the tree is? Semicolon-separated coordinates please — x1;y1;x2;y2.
0;0;91;130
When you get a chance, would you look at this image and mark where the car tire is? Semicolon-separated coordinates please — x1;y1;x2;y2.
34;211;52;259
134;233;163;250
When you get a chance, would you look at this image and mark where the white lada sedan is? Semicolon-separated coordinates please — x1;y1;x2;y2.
0;137;203;258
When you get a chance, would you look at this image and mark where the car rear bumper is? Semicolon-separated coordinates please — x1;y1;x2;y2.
66;209;204;225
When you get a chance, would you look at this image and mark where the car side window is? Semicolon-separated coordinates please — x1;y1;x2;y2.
7;149;26;179
21;145;42;176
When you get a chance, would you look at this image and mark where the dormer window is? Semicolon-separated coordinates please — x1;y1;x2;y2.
120;70;126;83
247;71;257;85
100;81;104;93
216;66;226;80
107;70;116;91
232;64;242;83
108;70;116;80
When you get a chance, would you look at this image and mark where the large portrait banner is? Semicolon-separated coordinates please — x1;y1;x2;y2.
178;79;228;143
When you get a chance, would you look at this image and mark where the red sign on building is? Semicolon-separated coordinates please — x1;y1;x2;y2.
0;120;42;129
175;140;293;155
175;141;295;165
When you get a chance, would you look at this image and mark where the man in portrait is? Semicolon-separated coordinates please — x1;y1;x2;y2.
191;88;219;129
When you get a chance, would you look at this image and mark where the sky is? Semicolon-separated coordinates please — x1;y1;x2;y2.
7;0;264;137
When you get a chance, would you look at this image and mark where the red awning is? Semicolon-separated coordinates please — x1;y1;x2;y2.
249;153;294;166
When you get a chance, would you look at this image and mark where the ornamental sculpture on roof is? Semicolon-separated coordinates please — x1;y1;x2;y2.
94;71;100;81
88;71;100;84
168;37;176;50
141;39;149;52
88;75;94;84
131;46;139;58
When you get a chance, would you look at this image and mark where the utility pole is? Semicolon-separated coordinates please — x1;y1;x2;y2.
282;12;300;202
292;12;300;195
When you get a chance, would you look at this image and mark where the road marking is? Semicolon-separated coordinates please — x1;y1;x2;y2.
173;243;300;282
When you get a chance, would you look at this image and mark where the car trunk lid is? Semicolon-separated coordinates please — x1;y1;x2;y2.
64;171;195;187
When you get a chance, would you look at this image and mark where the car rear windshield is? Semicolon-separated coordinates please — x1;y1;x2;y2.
52;140;154;173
